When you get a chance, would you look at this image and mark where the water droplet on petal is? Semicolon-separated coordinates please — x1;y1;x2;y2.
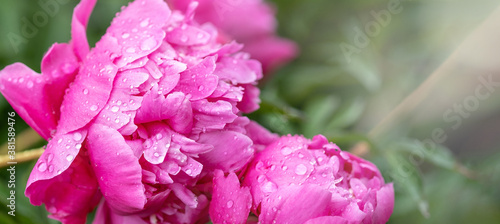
48;165;54;172
37;162;47;172
47;153;54;163
281;165;288;171
153;152;160;157
126;47;136;53
261;181;278;194
295;164;307;175
90;105;98;111
227;200;234;208
111;106;119;112
73;132;82;141
257;175;265;183
298;153;304;158
66;154;74;161
122;33;130;39
27;81;34;88
281;147;292;155
141;37;157;51
156;133;163;140
75;144;82;149
83;89;89;95
140;19;149;27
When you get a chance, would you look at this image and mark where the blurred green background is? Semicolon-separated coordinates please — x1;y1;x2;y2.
1;0;500;223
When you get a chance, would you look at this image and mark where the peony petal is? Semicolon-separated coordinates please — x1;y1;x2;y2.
26;129;87;190
87;124;146;214
142;122;173;164
192;99;238;131
57;49;118;135
243;36;298;73
70;0;97;60
304;216;349;224
259;185;331;224
135;88;192;127
165;23;211;46
173;56;218;100
94;201;148;224
209;170;252;224
26;153;100;224
198;130;253;172
213;56;260;84
372;183;394;224
108;0;170;67
0;63;61;139
237;84;261;113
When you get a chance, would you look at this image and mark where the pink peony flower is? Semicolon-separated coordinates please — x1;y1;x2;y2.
168;0;298;74
243;135;394;224
0;0;265;223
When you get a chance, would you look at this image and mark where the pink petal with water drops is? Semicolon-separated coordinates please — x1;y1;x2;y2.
0;63;58;139
70;0;96;60
238;84;260;113
44;155;101;224
108;0;170;67
135;87;191;124
173;56;218;100
26;129;87;191
259;185;331;224
142;122;173;164
372;183;394;224
87;124;146;214
165;23;211;46
192;99;238;131
57;50;118;135
113;69;150;95
93;201;149;224
198;130;253;172
213;56;261;84
304;216;349;224
210;170;252;224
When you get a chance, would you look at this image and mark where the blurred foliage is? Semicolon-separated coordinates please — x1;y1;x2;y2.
1;0;500;223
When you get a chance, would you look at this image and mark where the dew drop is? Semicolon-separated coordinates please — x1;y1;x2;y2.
66;154;74;161
47;153;54;163
261;181;278;194
126;47;136;53
37;162;47;172
153;152;160;157
198;85;204;91
140;19;149;27
48;165;54;172
57;138;63;144
227;200;234;208
76;144;82;149
281;147;292;155
27;81;34;88
114;118;120;123
180;35;188;42
111;106;119;112
295;164;307;175
298;153;304;158
281;165;288;171
141;37;157;51
90;105;98;111
156;133;163;140
257;175;265;183
73;132;82;141
19;77;24;83
83;89;89;95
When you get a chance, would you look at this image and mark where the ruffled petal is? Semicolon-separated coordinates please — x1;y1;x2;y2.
372;183;394;224
93;201;148;224
70;0;96;60
209;170;252;224
259;185;331;224
198;130;253;172
173;56;218;100
26;129;87;190
87;124;146;214
26;153;100;224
